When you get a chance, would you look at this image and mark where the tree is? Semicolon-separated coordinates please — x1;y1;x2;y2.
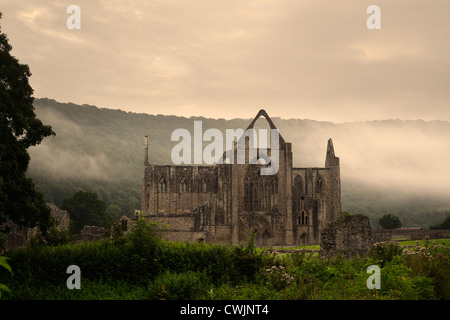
378;214;402;229
61;191;110;234
438;215;450;230
430;214;450;230
0;13;55;235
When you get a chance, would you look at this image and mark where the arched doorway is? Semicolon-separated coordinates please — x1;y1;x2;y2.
299;232;307;245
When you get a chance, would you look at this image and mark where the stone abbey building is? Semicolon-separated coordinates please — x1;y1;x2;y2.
141;110;341;246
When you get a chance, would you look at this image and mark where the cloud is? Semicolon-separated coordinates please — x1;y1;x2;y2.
1;1;449;122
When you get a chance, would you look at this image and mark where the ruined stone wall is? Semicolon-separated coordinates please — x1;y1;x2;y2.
3;220;28;251
3;203;70;251
161;230;209;242
78;226;107;242
143;165;218;215
320;214;373;259
46;202;70;231
291;165;340;245
411;230;450;240
372;229;450;242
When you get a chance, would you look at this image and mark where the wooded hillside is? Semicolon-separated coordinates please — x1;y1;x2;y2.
27;98;450;228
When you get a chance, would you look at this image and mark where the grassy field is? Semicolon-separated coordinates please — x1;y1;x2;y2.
396;239;450;247
260;238;450;251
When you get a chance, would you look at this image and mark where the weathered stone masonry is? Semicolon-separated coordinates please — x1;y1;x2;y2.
141;110;342;246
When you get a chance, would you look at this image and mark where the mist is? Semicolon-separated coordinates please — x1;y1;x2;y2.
28;144;113;181
28;105;115;181
267;117;450;199
28;100;450;203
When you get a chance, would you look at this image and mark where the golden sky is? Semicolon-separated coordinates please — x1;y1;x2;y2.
1;0;449;122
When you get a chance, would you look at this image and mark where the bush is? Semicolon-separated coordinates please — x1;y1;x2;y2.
4;279;148;300
2;235;448;300
402;241;450;299
27;225;70;247
147;270;209;300
262;265;294;291
368;241;403;265
126;216;166;256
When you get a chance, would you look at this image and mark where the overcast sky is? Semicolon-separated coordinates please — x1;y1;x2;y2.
1;0;449;122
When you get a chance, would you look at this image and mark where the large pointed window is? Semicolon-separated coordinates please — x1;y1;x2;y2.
245;178;253;211
179;178;187;193
316;175;323;193
158;177;166;193
294;175;302;192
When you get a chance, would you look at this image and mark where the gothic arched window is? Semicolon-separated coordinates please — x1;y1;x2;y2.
180;178;187;193
316;175;323;193
299;210;308;225
158;177;166;193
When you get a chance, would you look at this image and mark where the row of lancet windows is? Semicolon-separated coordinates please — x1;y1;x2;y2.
294;175;323;194
157;177;209;193
244;178;278;211
299;210;308;226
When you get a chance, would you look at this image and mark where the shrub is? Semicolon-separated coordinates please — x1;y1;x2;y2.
410;276;437;300
27;225;70;247
126;216;166;256
402;241;450;299
286;251;307;267
262;265;294;291
147;270;209;300
368;241;403;265
232;245;265;283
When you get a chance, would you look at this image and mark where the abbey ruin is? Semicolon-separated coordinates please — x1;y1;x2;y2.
141;110;342;246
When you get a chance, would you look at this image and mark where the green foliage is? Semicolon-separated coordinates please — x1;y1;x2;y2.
5;279;148;300
245;228;257;254
0;256;12;298
61;191;111;234
126;215;166;253
27;225;70;247
368;241;404;265
147;270;209;300
401;241;450;299
0;13;54;235
0;235;448;300
430;215;450;230
262;265;294;291
378;214;402;229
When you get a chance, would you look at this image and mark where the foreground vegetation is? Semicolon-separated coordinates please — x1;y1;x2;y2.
0;219;449;300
